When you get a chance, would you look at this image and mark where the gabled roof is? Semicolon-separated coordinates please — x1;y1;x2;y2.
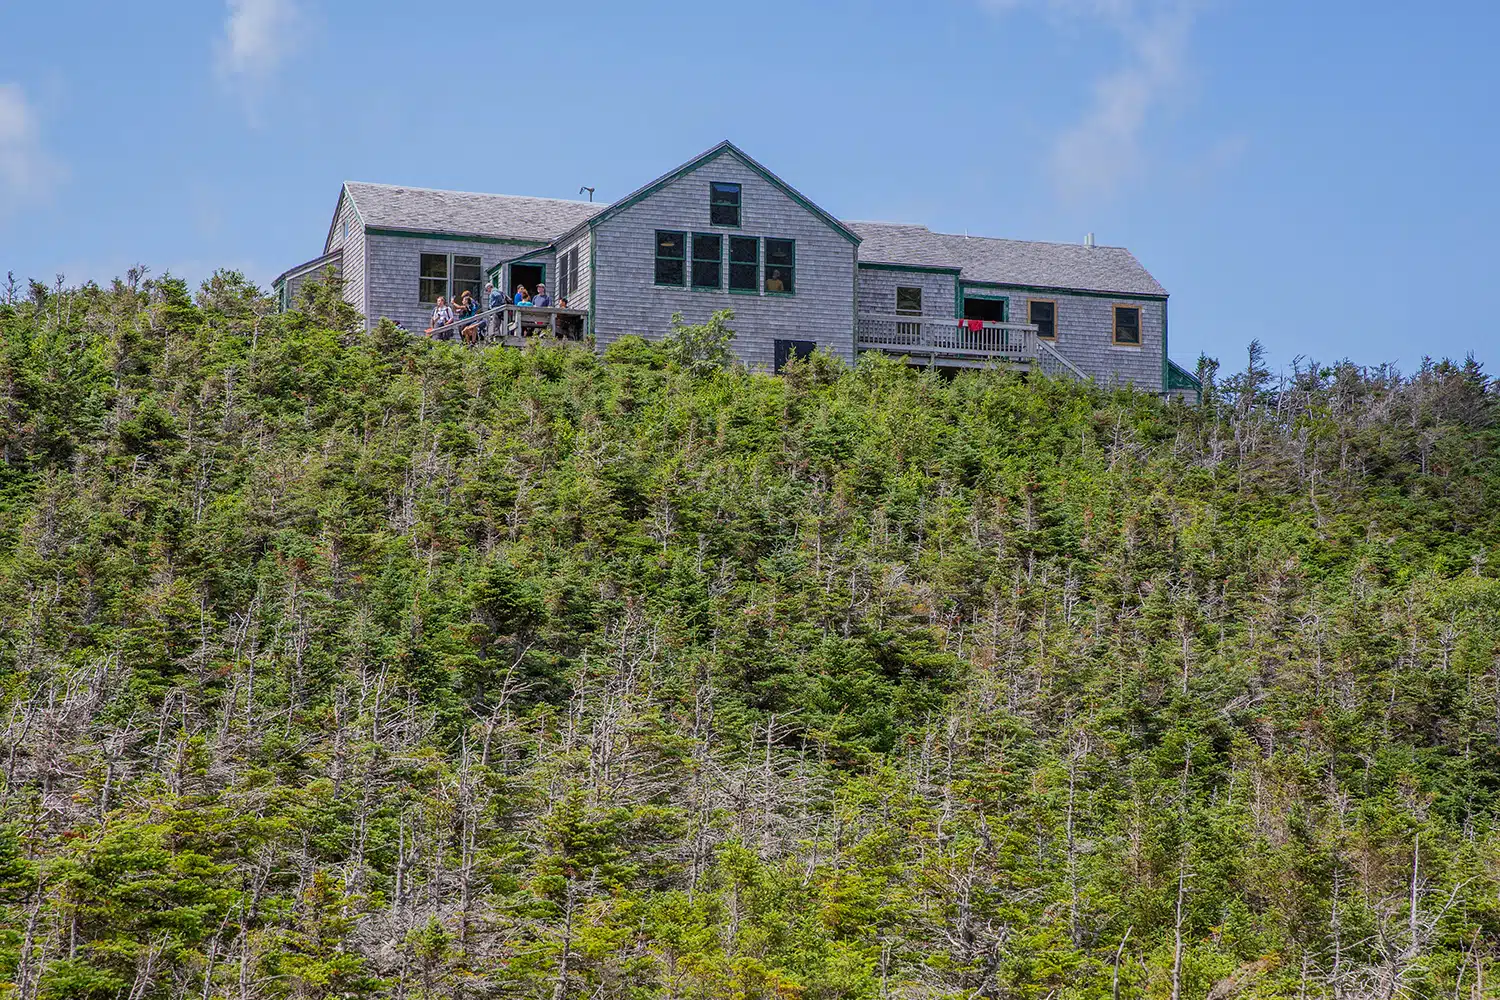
340;181;606;243
847;221;1168;298
564;140;861;247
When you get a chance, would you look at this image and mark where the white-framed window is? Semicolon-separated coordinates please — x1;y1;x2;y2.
419;252;482;304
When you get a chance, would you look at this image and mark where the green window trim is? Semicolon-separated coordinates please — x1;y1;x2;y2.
728;235;759;293
691;233;724;290
655;230;686;287
709;182;742;228
764;238;796;296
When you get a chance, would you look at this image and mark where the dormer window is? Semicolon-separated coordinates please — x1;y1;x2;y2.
710;182;741;227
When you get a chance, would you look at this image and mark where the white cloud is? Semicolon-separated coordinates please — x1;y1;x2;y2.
217;0;301;108
0;83;61;214
982;0;1205;203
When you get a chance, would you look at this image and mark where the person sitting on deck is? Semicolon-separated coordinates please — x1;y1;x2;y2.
458;291;483;347
428;296;455;338
556;297;584;339
533;282;552;308
514;285;532;306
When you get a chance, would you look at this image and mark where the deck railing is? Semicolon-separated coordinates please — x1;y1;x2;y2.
424;304;588;343
857;314;1040;363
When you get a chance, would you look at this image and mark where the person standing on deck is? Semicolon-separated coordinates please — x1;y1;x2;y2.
533;283;552;308
487;282;504;340
428;296;455;338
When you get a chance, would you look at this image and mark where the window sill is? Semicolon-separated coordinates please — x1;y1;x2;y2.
1110;341;1143;349
654;281;687;289
765;291;796;298
690;285;725;292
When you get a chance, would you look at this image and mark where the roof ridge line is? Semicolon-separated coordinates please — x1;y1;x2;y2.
344;181;604;206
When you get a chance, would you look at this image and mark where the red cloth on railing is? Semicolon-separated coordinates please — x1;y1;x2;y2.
965;319;984;332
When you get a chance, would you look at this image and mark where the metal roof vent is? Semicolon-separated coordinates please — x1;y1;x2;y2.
1085;232;1096;248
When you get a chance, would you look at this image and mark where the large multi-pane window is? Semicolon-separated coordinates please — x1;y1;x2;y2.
710;182;741;226
655;231;686;286
728;236;759;292
692;233;723;289
419;252;482;304
764;239;795;294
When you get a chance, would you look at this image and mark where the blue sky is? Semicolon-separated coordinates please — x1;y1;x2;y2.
1;0;1496;371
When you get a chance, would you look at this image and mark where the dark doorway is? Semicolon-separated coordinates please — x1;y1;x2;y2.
510;263;545;299
774;339;816;372
962;297;1008;322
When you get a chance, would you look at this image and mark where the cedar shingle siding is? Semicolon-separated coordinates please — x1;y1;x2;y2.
281;141;1188;393
590;151;857;367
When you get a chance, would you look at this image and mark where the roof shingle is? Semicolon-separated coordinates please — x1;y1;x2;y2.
342;182;606;242
846;221;1167;297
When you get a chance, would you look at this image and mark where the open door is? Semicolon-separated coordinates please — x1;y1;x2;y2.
509;263;545;299
962;297;1008;323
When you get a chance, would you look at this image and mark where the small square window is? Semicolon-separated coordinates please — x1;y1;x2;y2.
896;286;923;316
655;231;686;286
710;182;741;227
1113;305;1141;345
729;236;758;292
1030;299;1056;340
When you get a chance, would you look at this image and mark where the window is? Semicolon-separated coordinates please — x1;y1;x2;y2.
1029;299;1056;340
452;255;482;304
692;233;723;289
764;239;795;294
729;236;759;292
710;182;741;227
895;287;923;315
557;246;580;300
774;339;816;372
655;231;686;286
419;252;482;304
341;220;349;242
1113;305;1141;345
419;253;448;303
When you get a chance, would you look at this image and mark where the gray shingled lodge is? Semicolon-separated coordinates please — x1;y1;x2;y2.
274;140;1202;399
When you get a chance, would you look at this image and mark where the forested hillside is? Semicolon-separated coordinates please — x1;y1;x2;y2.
0;271;1497;1000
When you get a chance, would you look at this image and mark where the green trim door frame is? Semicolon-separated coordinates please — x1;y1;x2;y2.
507;261;547;294
960;285;1010;322
588;236;597;338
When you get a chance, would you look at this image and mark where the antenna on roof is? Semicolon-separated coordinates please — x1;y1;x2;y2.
579;185;596;202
